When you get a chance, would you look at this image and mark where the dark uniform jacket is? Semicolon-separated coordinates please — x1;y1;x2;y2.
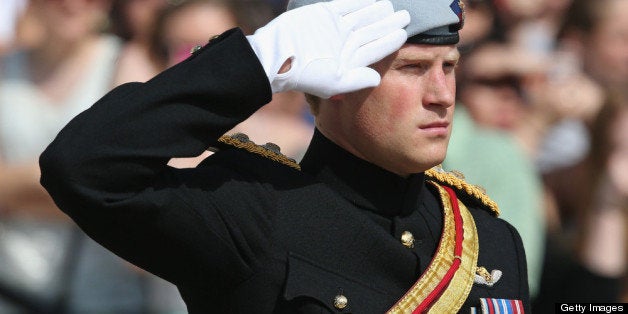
39;28;529;313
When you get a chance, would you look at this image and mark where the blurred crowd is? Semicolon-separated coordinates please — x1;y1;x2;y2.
0;0;625;313
446;0;628;311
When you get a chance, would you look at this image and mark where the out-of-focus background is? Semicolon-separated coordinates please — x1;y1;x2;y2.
0;0;625;312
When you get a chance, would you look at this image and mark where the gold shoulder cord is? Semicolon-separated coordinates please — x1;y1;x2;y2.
217;134;301;170
425;167;500;216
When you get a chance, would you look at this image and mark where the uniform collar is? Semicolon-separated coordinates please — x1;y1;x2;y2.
299;129;425;217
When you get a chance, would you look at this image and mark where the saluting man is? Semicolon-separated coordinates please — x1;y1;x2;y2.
40;0;529;312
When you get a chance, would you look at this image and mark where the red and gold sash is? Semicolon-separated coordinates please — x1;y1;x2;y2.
387;182;479;314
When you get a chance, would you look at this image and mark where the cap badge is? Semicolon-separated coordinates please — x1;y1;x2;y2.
450;0;466;31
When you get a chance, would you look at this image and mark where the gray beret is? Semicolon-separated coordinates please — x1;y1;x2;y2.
287;0;465;45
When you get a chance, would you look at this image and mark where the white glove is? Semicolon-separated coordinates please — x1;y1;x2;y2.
246;0;410;99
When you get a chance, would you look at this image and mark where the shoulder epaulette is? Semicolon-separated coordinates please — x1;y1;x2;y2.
425;166;500;216
217;133;301;170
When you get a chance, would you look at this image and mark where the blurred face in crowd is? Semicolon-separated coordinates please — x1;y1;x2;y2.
316;44;459;176
582;0;628;90
35;0;111;42
460;76;525;131
123;0;168;39
456;43;534;131
494;0;544;21
161;1;237;66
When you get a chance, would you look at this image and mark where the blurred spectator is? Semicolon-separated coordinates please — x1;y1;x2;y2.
581;92;628;296
532;0;628;175
110;0;169;85
491;0;544;43
535;91;628;310
457;22;605;172
534;0;627;239
458;0;497;53
455;2;625;304
463;0;628;308
0;0;153;312
230;91;314;162
493;0;572;56
457;42;547;135
558;0;628;95
461;0;601;176
154;0;313;168
110;0;278;85
151;0;240;69
457;0;545;143
0;0;29;55
15;2;46;49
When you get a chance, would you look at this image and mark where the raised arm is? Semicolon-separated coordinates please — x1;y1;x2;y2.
39;29;272;287
39;0;409;290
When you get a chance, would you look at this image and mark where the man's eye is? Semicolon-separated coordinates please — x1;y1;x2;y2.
443;62;458;71
401;63;428;72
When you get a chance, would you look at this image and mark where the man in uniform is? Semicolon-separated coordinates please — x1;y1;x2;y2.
39;0;529;312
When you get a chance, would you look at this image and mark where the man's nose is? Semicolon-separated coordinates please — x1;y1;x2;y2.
423;68;455;107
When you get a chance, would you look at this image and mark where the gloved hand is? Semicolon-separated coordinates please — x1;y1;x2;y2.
246;0;410;99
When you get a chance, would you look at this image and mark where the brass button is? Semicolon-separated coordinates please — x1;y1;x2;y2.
190;45;203;54
334;294;348;310
401;231;415;248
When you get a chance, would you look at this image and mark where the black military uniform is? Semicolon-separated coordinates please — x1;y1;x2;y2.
40;28;529;313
